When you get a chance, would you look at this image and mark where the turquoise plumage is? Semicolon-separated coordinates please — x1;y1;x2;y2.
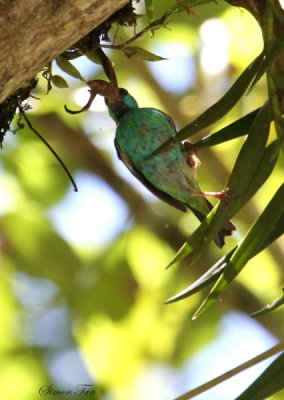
65;48;235;247
106;89;235;247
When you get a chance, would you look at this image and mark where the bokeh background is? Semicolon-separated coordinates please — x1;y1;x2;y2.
0;1;283;399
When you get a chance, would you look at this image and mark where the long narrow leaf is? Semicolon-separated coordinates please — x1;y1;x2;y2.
251;289;284;317
147;54;263;162
167;104;272;269
235;351;284;400
166;181;281;302
167;148;281;305
193;183;284;318
165;247;236;303
165;207;216;269
166;193;283;304
230;139;279;216
257;209;284;253
195;108;260;149
226;103;271;196
229;183;284;274
176;53;264;140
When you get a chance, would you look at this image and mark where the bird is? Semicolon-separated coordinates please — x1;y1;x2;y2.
105;87;235;247
64;48;235;247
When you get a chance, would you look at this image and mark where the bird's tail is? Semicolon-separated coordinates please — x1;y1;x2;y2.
189;200;236;248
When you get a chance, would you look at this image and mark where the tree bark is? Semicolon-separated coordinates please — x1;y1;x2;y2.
0;0;128;103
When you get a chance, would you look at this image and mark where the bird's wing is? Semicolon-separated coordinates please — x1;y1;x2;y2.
115;138;188;212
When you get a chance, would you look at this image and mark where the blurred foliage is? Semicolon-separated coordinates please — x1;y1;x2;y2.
0;0;284;399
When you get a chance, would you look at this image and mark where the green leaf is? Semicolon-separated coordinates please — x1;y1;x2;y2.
231;139;279;215
167;104;272;270
193;183;284;318
226;103;271;199
166;154;282;302
169;173;282;304
165;207;216;269
56;56;86;82
147;53;263;161
51;75;69;88
235;351;284;400
122;46;166;61
195;108;260;149
257;207;284;252
165;247;236;303
166;139;280;304
167;139;279;302
176;52;264;140
251;289;284;317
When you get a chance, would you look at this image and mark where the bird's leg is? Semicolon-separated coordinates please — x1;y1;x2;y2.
192;187;232;201
182;141;232;201
200;188;231;199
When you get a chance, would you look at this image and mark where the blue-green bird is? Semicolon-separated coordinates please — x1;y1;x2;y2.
105;88;235;247
65;47;235;247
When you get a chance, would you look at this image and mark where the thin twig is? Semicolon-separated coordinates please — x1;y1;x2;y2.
173;341;284;400
18;104;78;192
102;6;181;50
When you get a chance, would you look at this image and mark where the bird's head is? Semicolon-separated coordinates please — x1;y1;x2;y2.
105;87;138;122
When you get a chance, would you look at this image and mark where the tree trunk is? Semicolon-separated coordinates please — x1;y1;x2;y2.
0;0;128;103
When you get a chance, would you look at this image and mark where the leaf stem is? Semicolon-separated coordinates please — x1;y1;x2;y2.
101;5;183;50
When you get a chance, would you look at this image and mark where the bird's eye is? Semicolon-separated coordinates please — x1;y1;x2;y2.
119;88;128;96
